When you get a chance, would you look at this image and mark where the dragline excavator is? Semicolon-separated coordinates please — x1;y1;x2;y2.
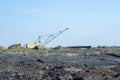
26;27;69;49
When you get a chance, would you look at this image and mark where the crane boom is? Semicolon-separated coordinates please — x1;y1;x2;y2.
42;27;69;45
26;27;69;49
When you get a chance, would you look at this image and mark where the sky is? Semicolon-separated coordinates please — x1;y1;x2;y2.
0;0;120;47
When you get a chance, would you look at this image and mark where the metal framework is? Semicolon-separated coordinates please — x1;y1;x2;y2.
38;27;69;45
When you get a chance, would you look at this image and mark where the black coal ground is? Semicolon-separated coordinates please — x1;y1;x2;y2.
0;52;120;80
0;53;119;68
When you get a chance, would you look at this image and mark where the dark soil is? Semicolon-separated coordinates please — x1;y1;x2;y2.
0;48;120;80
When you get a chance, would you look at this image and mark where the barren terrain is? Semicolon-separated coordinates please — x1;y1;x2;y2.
0;46;120;80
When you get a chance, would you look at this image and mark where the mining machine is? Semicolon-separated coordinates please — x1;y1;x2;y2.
26;27;69;49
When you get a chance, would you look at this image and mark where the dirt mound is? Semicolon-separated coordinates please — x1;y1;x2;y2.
0;46;7;53
42;65;118;80
8;44;25;50
0;46;6;50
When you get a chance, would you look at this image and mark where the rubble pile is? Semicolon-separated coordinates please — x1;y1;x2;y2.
0;59;120;80
42;65;119;80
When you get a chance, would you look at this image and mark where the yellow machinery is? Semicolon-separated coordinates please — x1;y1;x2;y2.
26;27;69;49
26;42;43;49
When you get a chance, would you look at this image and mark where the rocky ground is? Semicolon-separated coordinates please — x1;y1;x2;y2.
0;47;120;80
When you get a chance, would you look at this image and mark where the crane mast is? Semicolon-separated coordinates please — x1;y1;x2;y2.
39;27;69;46
26;27;69;49
43;27;69;45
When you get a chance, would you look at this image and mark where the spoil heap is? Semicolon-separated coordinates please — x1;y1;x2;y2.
7;44;48;54
0;46;7;54
8;44;25;50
